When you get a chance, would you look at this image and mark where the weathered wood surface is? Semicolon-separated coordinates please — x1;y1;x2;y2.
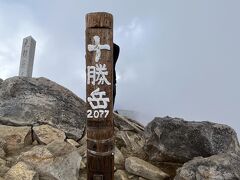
86;12;114;180
86;12;113;29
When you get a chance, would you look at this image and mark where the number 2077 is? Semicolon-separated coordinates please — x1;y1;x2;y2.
87;110;109;118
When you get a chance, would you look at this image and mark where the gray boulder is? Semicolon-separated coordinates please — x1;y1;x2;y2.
0;125;32;154
125;156;170;180
0;148;5;159
33;124;66;145
174;153;240;180
114;170;129;180
0;79;3;86
0;76;86;140
19;141;82;180
144;117;240;163
0;158;9;177
4;161;39;180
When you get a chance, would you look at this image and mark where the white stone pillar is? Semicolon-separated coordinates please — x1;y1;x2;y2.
19;36;36;77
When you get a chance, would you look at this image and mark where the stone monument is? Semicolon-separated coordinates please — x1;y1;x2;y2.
19;36;36;77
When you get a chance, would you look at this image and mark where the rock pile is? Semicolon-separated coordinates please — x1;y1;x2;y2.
0;77;239;180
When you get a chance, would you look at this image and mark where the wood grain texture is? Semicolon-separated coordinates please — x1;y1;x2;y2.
86;12;114;180
86;12;113;29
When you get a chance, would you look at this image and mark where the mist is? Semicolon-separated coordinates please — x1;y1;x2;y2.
0;0;240;136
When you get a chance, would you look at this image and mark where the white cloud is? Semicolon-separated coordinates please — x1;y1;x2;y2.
115;18;144;47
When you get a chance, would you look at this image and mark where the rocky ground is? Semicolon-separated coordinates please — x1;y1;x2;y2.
0;76;239;180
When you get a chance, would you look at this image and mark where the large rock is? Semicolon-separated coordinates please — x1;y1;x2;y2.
0;148;5;159
114;170;129;180
114;146;125;168
0;137;6;149
0;138;6;158
174;153;240;180
116;130;146;159
4;161;39;180
0;125;32;153
0;158;9;177
66;139;79;147
144;117;240;163
125;156;170;180
46;140;76;156
33;124;65;145
0;77;86;140
18;141;81;180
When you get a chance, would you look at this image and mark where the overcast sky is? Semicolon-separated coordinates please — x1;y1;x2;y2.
0;0;240;136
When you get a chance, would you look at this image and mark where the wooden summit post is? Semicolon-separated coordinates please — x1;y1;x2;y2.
86;12;114;180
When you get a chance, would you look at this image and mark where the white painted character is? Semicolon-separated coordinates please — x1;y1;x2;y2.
95;64;111;85
88;36;110;62
87;66;96;85
87;64;111;85
87;88;110;109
